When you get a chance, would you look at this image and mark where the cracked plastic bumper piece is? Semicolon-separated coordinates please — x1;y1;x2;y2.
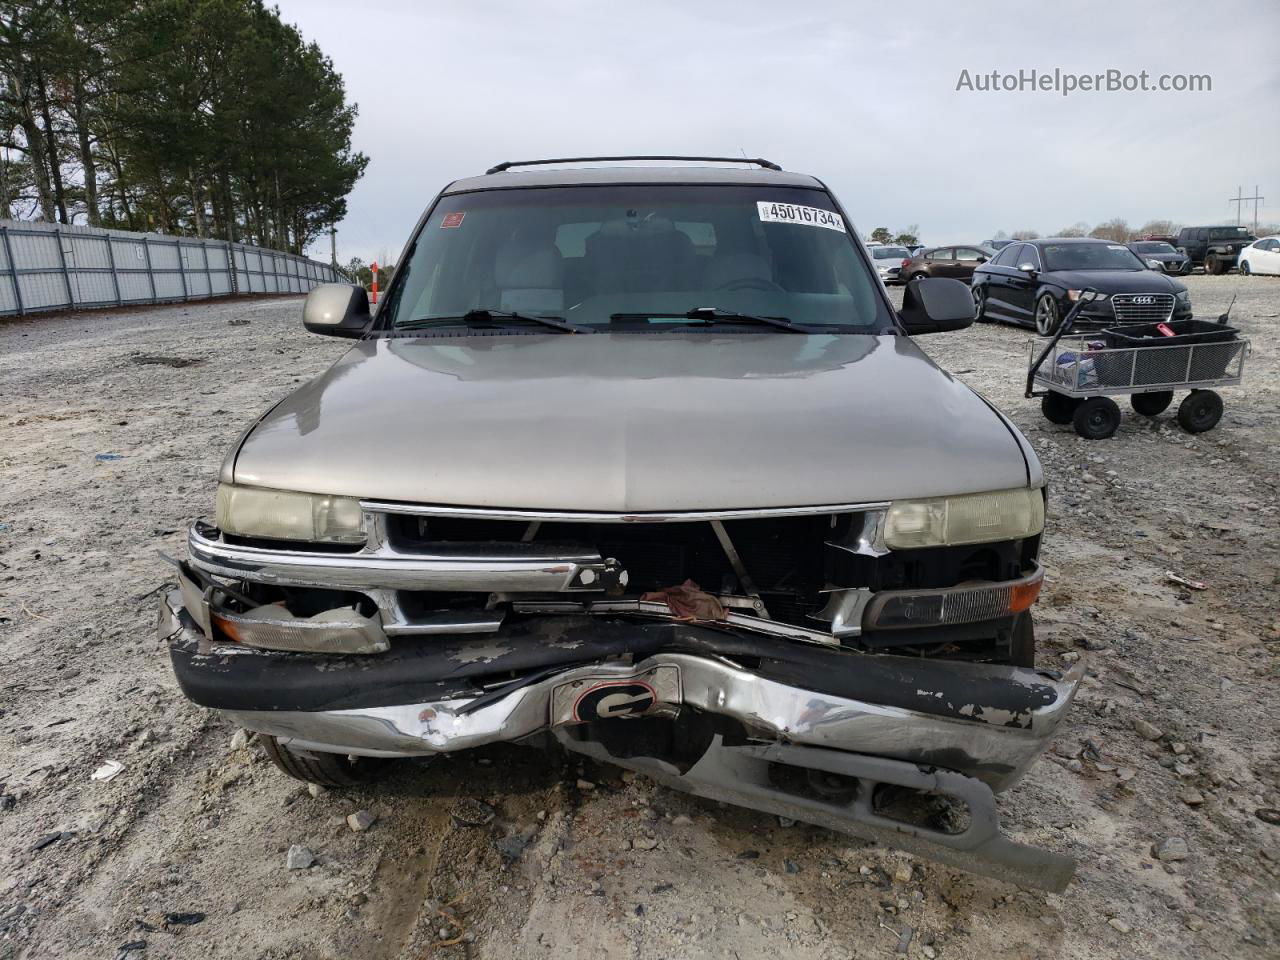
163;590;1082;889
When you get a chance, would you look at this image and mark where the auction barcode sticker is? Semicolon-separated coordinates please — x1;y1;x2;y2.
757;201;845;232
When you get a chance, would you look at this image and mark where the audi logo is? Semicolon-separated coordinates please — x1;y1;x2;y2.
1132;296;1156;304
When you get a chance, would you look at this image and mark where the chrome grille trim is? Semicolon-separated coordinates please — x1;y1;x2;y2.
1111;293;1174;323
359;500;891;524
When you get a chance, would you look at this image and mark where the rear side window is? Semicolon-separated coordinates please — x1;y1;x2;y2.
927;248;953;260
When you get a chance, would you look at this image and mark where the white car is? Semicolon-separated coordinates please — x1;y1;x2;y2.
1239;236;1280;276
868;244;911;284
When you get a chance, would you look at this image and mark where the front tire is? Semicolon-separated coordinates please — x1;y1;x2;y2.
260;734;388;787
1205;254;1223;275
1240;260;1251;276
1131;391;1173;416
1034;294;1060;336
972;285;988;322
1177;390;1223;433
1072;396;1121;439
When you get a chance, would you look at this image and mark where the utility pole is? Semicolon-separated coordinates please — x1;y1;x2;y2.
1229;186;1243;225
329;223;337;268
1227;186;1264;230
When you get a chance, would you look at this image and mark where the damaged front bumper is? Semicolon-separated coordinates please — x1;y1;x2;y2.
161;588;1083;891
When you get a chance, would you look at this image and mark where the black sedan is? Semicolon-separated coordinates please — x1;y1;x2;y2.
1128;240;1191;275
971;238;1192;335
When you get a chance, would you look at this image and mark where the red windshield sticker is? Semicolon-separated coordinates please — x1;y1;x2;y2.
441;211;466;229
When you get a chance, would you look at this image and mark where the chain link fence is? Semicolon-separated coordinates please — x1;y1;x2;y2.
0;219;342;317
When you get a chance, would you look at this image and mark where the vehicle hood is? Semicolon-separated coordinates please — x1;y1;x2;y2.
1044;269;1185;294
230;333;1032;512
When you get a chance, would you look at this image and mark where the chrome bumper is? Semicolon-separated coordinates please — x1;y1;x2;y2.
163;591;1082;891
224;651;1081;791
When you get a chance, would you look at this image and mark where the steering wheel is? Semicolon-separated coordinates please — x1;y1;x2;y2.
716;276;785;293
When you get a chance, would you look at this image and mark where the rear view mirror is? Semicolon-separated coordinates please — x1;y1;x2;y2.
1017;263;1038;276
898;277;975;334
976;255;988;263
303;283;370;338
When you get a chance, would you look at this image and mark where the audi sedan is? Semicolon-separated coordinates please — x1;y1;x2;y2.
971;237;1192;334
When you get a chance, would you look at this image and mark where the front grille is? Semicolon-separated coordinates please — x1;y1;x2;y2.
1112;293;1174;323
387;512;1031;631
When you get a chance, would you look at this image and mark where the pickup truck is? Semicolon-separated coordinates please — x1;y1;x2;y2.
161;156;1081;891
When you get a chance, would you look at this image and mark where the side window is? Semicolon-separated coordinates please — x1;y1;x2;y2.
955;247;984;261
991;245;1018;267
927;248;953;260
1195;229;1207;241
1262;239;1278;251
1015;244;1040;268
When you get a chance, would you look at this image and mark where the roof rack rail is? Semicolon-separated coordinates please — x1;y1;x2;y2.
485;155;782;175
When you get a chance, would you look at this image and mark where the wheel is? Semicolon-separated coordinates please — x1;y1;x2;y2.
1008;612;1035;669
1240;260;1251;276
1130;391;1173;416
910;272;928;282
972;285;989;322
1072;396;1121;439
260;733;388;787
1040;392;1080;424
1034;294;1060;336
1176;390;1223;433
1205;254;1223;275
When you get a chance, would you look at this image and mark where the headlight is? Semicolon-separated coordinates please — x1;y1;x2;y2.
1175;289;1190;302
1067;289;1109;302
215;484;365;544
884;487;1045;550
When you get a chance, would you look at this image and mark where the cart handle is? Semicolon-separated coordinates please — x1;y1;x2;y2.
1025;288;1101;398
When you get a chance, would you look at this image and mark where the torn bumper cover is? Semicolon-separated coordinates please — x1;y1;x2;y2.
162;589;1083;891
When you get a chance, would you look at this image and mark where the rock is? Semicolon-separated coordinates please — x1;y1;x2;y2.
306;784;326;799
632;837;659;851
346;810;377;832
1170;742;1187;755
451;798;495;827
1174;763;1198;778
923;947;937;959
893;863;913;884
1133;719;1164;741
286;845;315;870
619;839;632;851
670;814;693;827
496;834;532;860
777;816;796;828
1180;789;1205;807
736;849;760;859
1108;918;1132;934
576;779;596;791
1152;837;1189;862
1186;917;1206;931
229;729;249;751
784;858;801;875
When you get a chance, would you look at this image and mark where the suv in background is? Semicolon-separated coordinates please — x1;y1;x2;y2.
161;156;1080;891
1176;225;1256;274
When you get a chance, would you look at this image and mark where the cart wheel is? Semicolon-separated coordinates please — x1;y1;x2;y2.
1176;390;1223;433
1072;397;1121;440
1041;393;1080;424
1130;391;1173;417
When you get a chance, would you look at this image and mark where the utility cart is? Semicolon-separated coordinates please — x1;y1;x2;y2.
1026;290;1249;440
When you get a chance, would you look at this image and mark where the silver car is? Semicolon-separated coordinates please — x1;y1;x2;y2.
868;244;911;284
162;157;1079;890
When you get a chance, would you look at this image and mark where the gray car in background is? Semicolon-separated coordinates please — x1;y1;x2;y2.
161;157;1079;890
867;243;911;284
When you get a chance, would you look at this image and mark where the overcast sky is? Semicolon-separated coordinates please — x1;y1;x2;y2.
275;0;1280;264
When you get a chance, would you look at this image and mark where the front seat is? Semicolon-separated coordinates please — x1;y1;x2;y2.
493;226;565;314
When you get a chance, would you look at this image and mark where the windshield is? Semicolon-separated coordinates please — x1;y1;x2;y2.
1042;242;1146;271
379;185;893;333
1132;241;1176;253
871;246;909;259
1208;227;1253;240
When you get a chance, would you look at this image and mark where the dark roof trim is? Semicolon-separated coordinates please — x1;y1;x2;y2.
486;155;781;174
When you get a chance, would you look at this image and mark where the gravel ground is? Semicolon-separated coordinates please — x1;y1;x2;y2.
1;276;1278;960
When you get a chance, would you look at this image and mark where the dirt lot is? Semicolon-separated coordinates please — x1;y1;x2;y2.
1;276;1278;960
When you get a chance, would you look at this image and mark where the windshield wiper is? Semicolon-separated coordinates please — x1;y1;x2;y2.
396;309;591;334
609;307;816;333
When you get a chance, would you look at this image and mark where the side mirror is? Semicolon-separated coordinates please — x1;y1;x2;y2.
303;283;370;338
898;277;975;335
975;255;988;264
1017;263;1038;277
